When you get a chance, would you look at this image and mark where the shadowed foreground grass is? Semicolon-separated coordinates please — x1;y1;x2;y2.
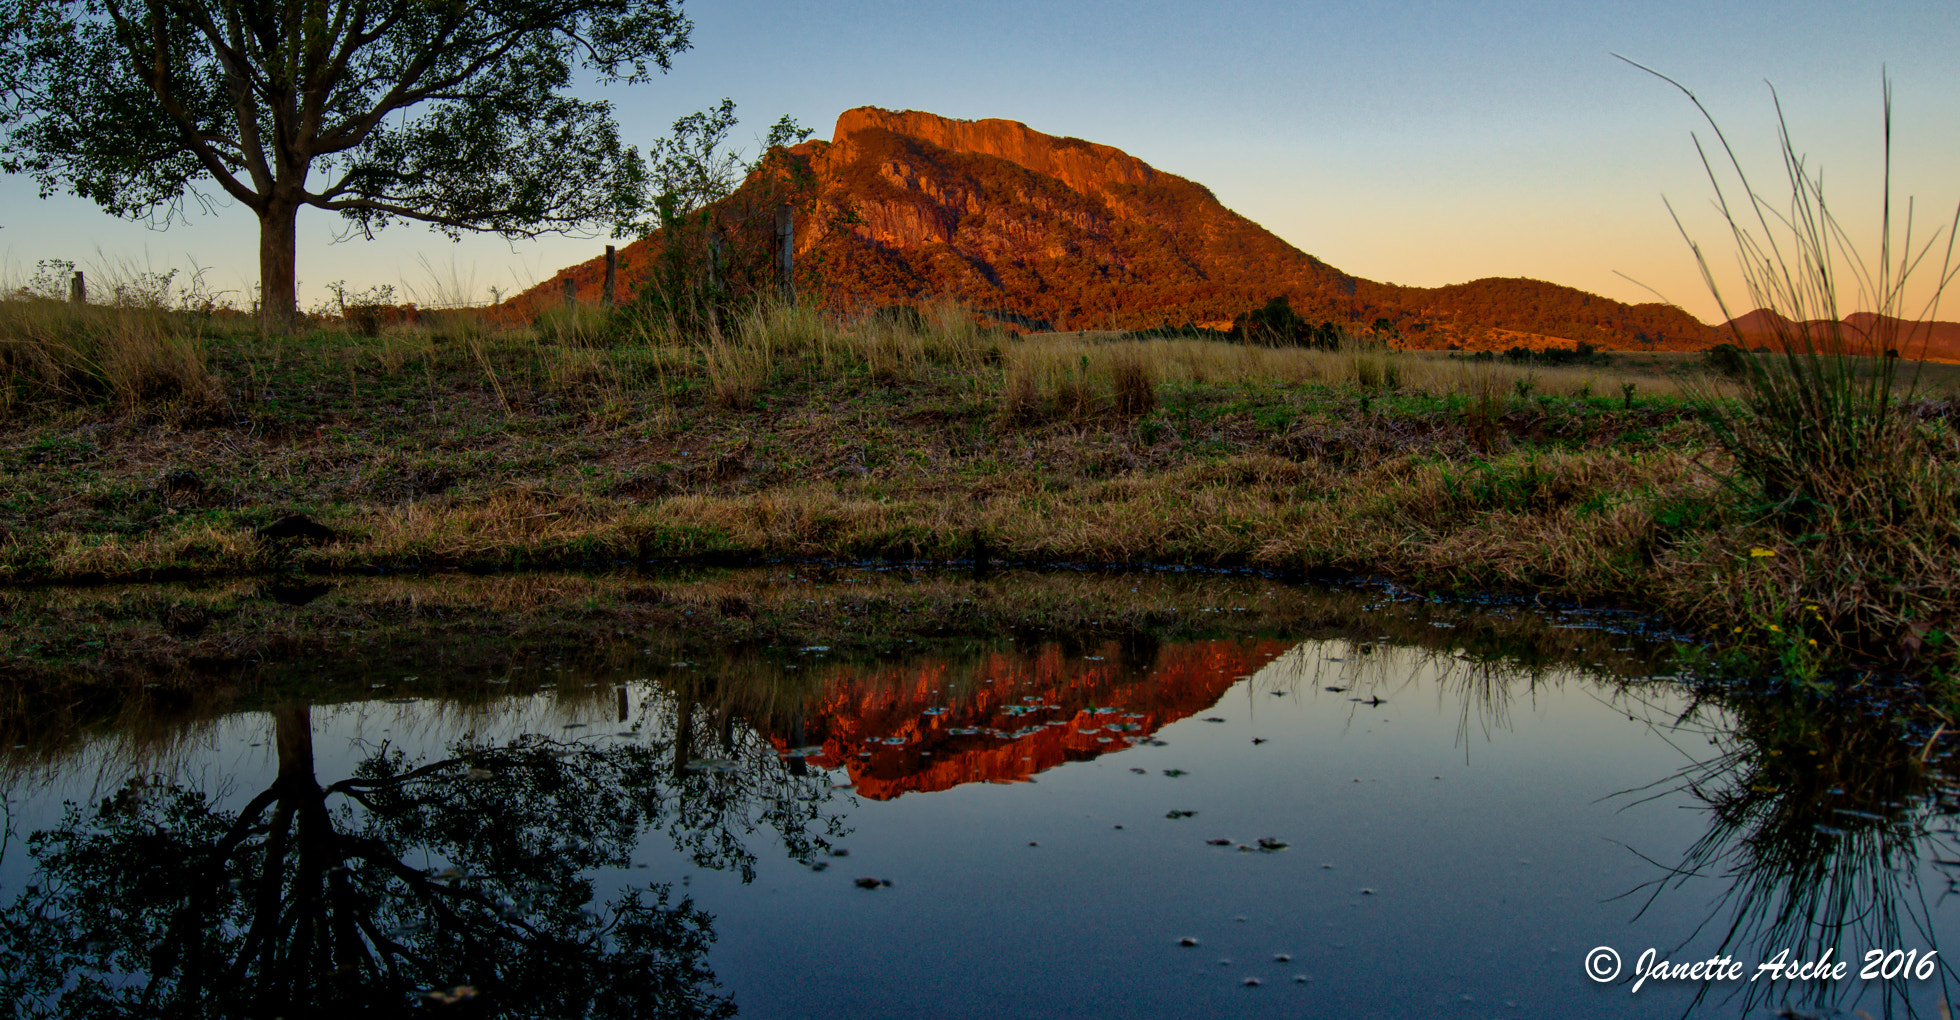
4;293;1959;706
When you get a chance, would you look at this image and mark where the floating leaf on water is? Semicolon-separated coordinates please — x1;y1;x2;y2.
852;877;890;889
1165;810;1196;819
1256;838;1289;852
1130;768;1147;774
1162;769;1188;777
1206;838;1233;846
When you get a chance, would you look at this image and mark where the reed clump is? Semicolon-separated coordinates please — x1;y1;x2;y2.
1632;61;1960;687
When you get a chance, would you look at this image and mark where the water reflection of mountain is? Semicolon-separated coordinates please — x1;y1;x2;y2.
765;638;1295;799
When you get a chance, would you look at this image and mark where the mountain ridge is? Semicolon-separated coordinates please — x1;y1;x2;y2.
514;107;1951;356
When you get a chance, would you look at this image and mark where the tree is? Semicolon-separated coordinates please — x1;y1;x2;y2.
635;99;811;327
0;0;691;328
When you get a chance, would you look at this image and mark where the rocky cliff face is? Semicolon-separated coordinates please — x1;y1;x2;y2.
516;106;1720;350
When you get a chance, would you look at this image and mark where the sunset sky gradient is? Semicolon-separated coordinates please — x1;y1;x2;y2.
3;0;1955;324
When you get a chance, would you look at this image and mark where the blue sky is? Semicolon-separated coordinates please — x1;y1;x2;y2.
4;0;1955;322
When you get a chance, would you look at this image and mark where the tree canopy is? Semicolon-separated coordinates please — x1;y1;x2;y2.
0;0;692;325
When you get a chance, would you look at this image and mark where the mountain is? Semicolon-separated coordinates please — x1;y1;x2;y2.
514;106;1724;351
1721;310;1960;361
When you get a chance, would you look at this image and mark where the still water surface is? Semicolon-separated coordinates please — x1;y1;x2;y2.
4;583;1958;1018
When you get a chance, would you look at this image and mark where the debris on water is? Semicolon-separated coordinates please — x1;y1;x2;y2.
808;861;829;872
1359;888;1376;895
1207;838;1234;846
1273;953;1292;962
853;877;892;889
423;985;479;1005
1294;974;1311;984
1217;959;1232;967
1114;824;1124;830
828;848;851;857
1256;838;1289;851
1243;977;1262;987
1349;696;1386;706
1202;717;1225;723
1321;863;1334;869
1165;810;1196;819
1162;769;1189;777
1233;916;1247;923
1028;841;1039;847
1130;768;1147;774
1325;686;1347;693
1269;691;1286;697
1251;738;1268;745
1179;937;1200;947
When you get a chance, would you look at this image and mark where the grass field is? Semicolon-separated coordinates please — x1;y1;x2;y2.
3;290;1958;714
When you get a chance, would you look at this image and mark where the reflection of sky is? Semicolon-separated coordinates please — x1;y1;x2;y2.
2;636;1955;1017
4;1;1956;322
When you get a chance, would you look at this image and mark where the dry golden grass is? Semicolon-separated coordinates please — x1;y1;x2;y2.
0;296;225;414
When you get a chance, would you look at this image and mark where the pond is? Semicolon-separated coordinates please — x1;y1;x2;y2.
2;569;1956;1018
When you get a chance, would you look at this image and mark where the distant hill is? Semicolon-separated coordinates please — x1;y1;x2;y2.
514;106;1729;351
1722;310;1960;361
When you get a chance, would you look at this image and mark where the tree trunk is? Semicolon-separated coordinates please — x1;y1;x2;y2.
259;198;301;333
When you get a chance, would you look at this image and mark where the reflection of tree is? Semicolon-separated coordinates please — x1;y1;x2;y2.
1614;690;1960;1018
0;700;844;1018
660;679;848;881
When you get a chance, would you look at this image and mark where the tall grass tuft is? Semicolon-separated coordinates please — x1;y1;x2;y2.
1634;62;1956;515
1633;60;1960;680
1;292;223;415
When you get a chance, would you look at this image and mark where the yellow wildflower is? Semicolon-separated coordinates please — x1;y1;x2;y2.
1766;624;1782;632
1749;547;1776;558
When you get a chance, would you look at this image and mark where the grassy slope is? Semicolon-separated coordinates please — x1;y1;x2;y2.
3;300;1958;697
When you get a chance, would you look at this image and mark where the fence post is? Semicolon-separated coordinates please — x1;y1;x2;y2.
774;205;794;305
69;271;85;305
603;245;617;307
562;276;576;307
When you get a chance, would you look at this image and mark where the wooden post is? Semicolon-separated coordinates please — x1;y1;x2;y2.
69;271;84;305
774;205;795;305
562;276;576;307
603;245;617;307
